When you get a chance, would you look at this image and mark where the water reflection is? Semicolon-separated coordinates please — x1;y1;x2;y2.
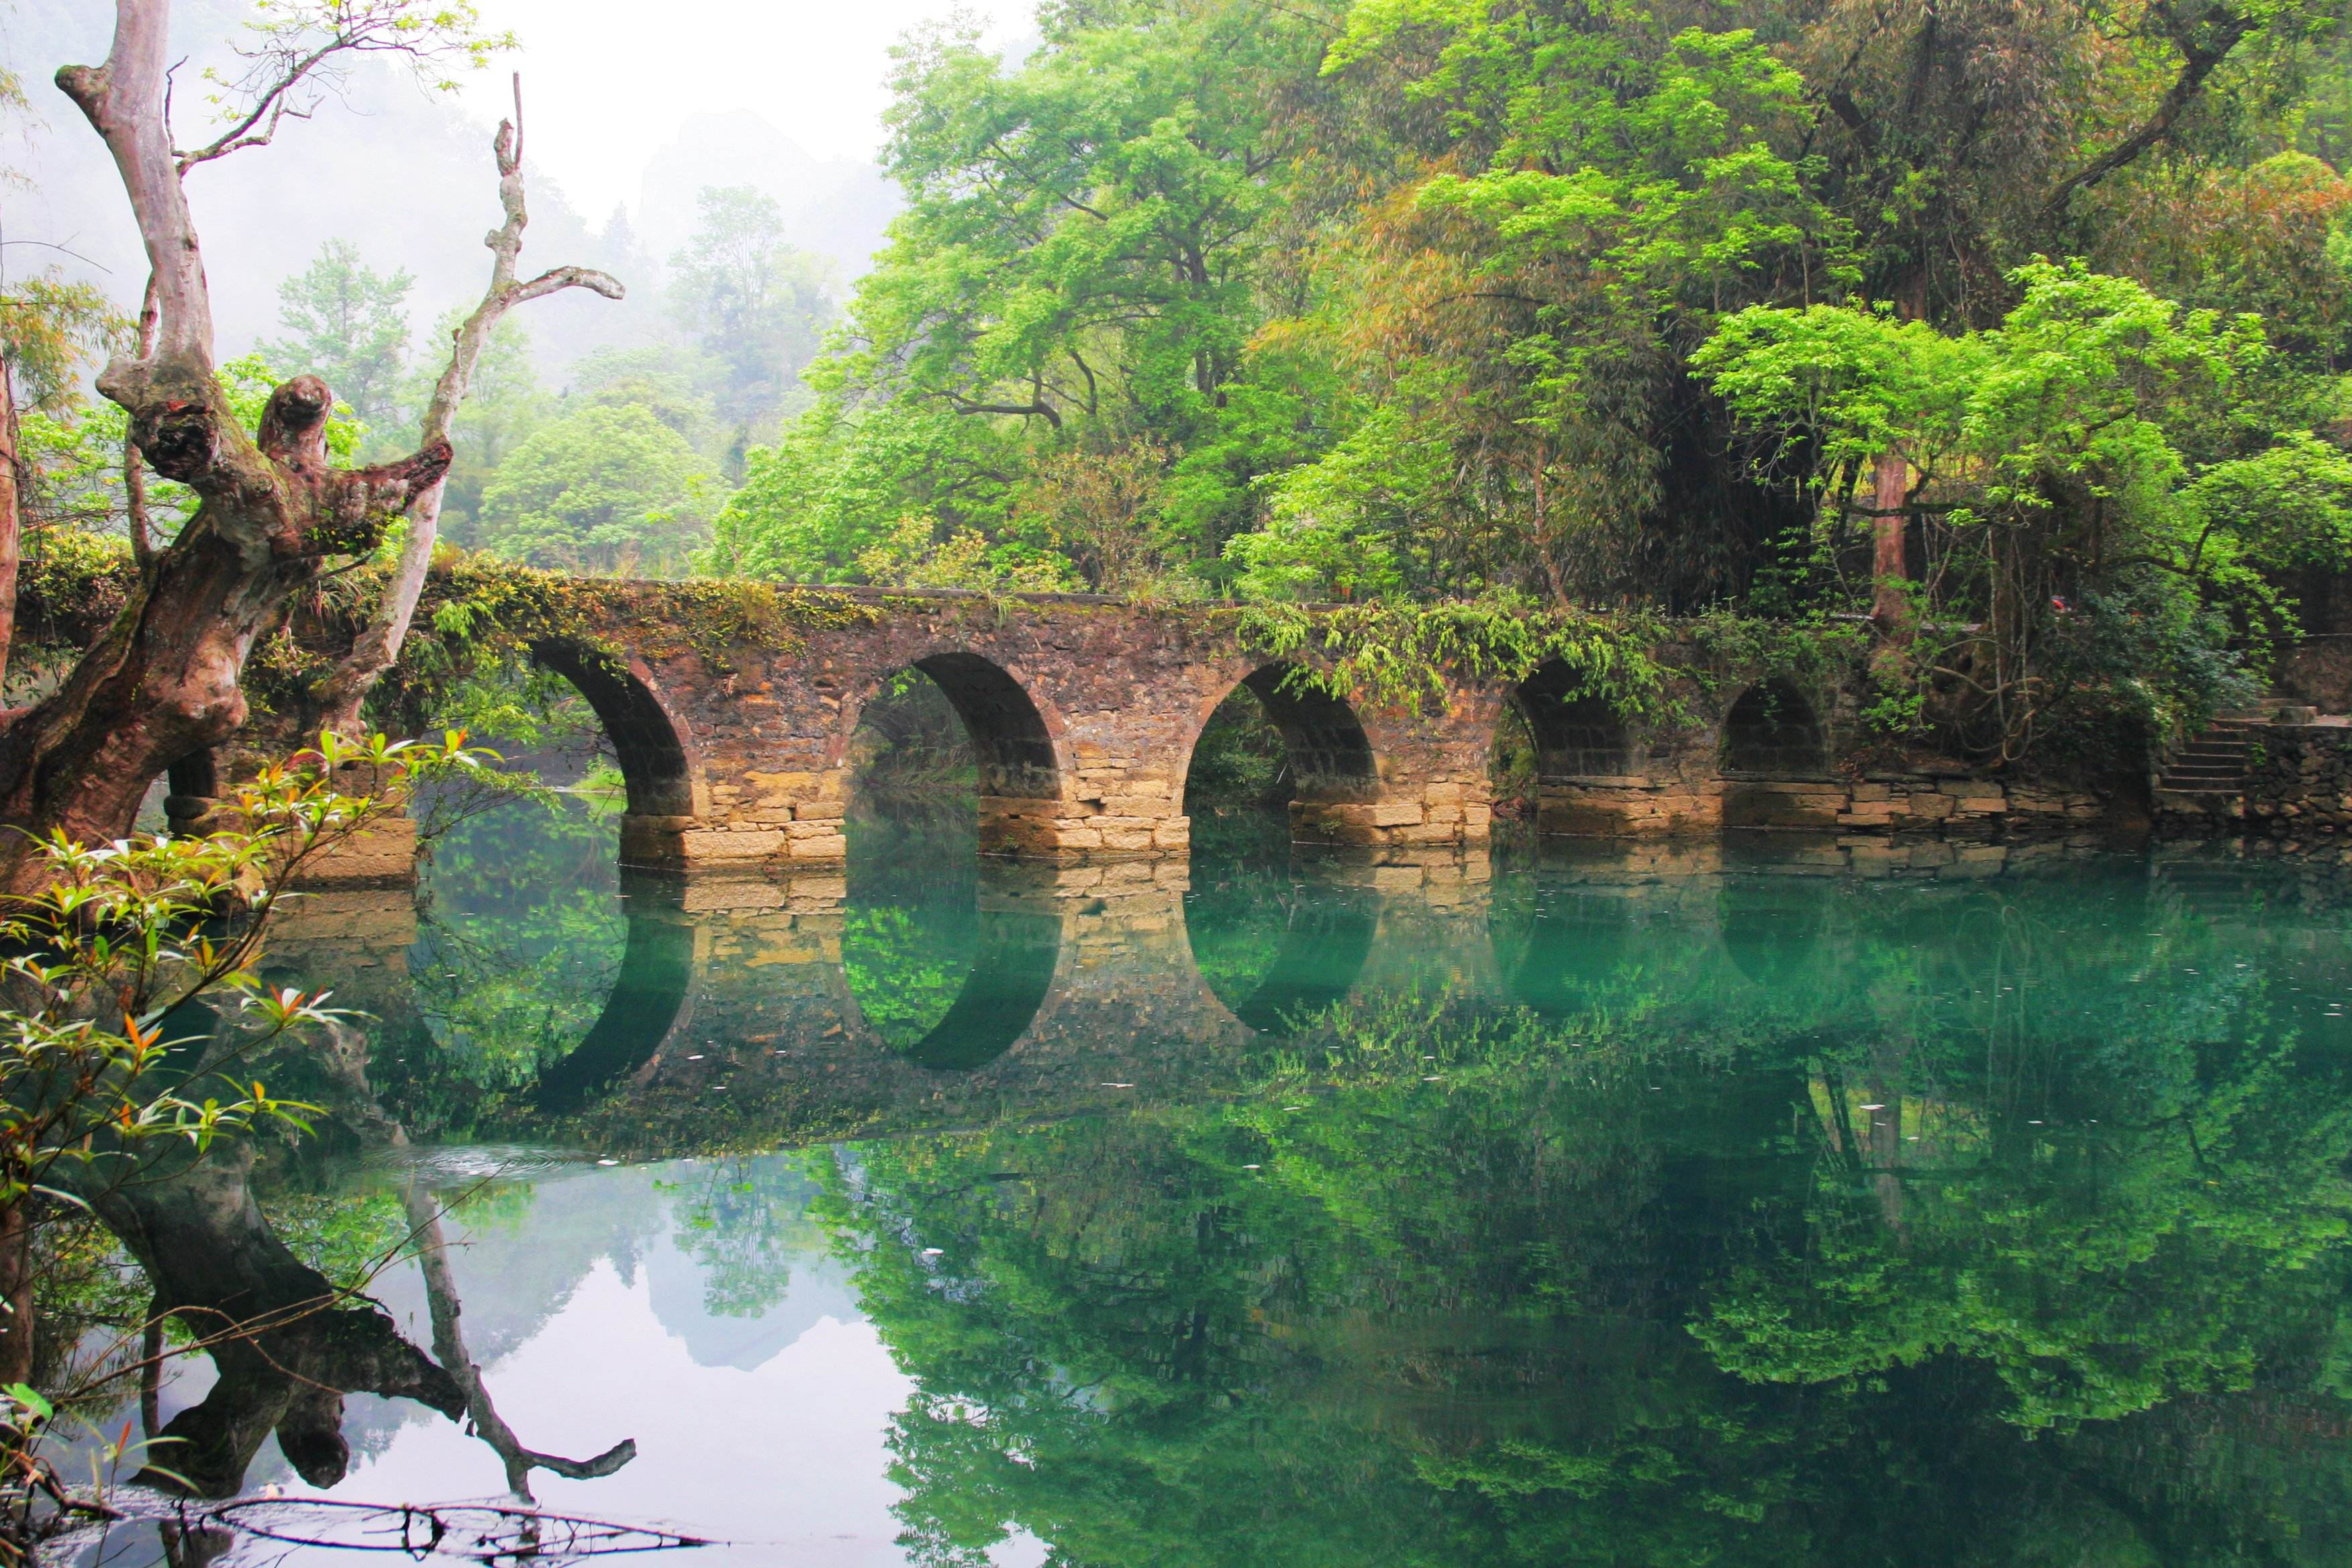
43;797;2352;1565
1183;828;1377;1036
842;814;1061;1071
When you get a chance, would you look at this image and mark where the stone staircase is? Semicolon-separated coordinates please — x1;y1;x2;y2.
2152;697;2290;816
2151;852;2285;916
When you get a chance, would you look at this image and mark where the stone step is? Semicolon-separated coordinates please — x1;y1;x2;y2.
2153;787;2242;816
2153;697;2293;802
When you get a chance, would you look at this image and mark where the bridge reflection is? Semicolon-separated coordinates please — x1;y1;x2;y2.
259;833;2350;1159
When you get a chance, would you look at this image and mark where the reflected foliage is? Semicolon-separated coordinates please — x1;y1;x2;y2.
170;791;2352;1564
816;854;2352;1566
387;793;629;1135
843;810;982;1051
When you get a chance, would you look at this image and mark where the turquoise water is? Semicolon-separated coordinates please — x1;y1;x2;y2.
61;798;2352;1566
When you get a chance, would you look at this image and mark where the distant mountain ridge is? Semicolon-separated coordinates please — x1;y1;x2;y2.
638;110;899;284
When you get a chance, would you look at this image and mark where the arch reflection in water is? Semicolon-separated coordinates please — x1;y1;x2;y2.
529;877;697;1114
842;809;1061;1071
1716;869;1832;988
1182;838;1377;1036
1488;849;1649;1016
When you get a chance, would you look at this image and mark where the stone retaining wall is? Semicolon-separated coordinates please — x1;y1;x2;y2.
1540;773;2107;840
2243;722;2352;836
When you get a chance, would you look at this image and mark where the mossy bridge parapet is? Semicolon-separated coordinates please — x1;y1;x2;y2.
395;581;2110;871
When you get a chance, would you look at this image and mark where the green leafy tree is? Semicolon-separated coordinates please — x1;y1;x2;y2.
712;0;1332;585
667;187;837;446
260;238;417;438
1695;260;2352;757
476;403;717;575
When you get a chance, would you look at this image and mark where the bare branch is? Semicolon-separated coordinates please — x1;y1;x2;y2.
175;1;516;174
57;0;215;377
313;78;622;737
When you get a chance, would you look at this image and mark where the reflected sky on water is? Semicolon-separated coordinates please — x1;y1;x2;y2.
60;793;2352;1567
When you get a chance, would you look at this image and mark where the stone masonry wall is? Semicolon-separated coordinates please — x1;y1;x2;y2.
571;588;1499;870
2243;722;2352;837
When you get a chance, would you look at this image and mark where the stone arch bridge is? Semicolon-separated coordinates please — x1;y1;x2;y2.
415;583;2110;869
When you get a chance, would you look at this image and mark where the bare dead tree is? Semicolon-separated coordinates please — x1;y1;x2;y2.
0;2;514;889
314;78;622;738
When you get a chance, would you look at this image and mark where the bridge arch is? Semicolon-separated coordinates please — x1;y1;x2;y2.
903;650;1063;800
1722;679;1826;778
1511;661;1632;780
530;640;701;819
844;650;1067;858
1180;663;1382;846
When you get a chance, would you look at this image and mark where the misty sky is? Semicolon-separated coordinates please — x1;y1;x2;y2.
452;0;1034;215
5;0;1048;360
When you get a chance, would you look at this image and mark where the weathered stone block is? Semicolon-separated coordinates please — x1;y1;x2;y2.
681;828;786;861
785;832;847;861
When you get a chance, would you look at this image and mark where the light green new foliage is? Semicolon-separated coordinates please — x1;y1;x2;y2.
1695;260;2352;750
1228;408;1445;601
711;0;1330;585
1699;260;2352;619
477;403;717;576
261;239;418;439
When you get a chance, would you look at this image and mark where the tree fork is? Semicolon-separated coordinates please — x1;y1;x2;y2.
0;1;450;892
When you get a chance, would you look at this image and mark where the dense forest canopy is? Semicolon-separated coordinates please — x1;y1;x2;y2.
13;0;2352;772
698;0;2352;610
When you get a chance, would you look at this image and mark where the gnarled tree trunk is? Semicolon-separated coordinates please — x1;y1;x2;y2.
0;3;451;889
